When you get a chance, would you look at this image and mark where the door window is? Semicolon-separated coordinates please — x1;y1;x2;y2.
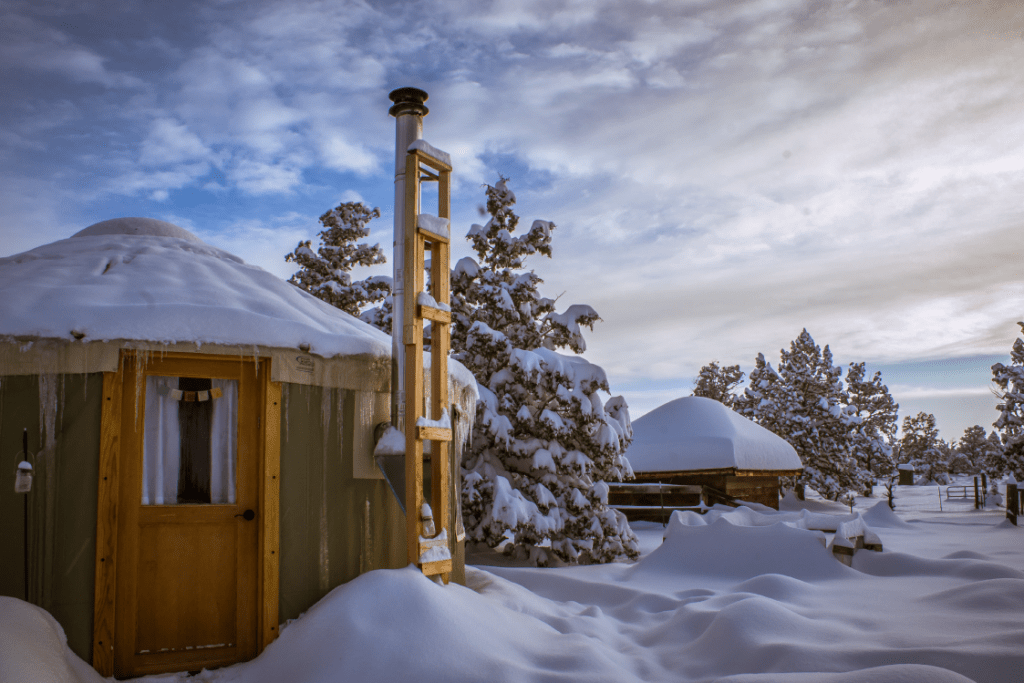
142;376;238;504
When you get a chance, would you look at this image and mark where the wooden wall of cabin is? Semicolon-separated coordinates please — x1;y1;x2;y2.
0;373;103;663
277;383;406;623
632;471;782;509
724;476;781;509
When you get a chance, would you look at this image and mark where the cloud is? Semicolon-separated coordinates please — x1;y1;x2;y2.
227;159;305;195
139;118;212;166
0;12;141;88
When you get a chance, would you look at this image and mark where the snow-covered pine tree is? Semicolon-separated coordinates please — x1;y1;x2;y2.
897;412;950;484
953;425;1001;475
735;330;869;501
454;178;638;566
992;323;1024;480
985;430;1007;476
692;361;744;407
285;201;392;329
843;362;898;494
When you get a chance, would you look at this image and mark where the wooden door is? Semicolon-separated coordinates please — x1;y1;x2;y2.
114;356;260;677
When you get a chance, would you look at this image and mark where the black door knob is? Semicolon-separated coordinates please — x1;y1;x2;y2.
236;509;255;521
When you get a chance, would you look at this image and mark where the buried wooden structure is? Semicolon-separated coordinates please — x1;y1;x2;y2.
0;215;475;678
623;396;804;511
607;482;738;523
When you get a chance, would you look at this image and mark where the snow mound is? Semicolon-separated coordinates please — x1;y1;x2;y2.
853;550;1024;581
221;565;636;683
637;516;848;582
0;597;105;683
626;396;802;473
670;504;859;533
0;225;392;358
860;500;916;528
715;663;976;683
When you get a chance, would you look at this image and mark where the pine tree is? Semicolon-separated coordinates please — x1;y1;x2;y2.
454;178;638;566
985;430;1007;476
843;362;898;494
992;323;1024;480
735;330;870;501
897;412;949;484
692;361;744;407
285;201;392;327
953;425;1001;475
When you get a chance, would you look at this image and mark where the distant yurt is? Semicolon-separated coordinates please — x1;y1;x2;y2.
624;396;802;509
0;218;476;678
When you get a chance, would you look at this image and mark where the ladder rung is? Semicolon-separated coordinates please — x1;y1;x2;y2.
417;226;449;244
418;425;452;442
420;558;453;576
418;305;451;324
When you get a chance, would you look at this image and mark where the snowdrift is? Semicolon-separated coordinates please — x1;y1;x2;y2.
0;597;104;683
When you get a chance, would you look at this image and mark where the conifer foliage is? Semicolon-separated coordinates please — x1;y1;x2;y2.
951;425;1002;475
896;412;949;484
454;179;638;566
991;322;1024;479
734;330;878;501
285;202;392;328
692;361;744;407
843;362;899;492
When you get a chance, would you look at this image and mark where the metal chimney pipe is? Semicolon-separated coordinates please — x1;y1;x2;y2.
388;87;429;432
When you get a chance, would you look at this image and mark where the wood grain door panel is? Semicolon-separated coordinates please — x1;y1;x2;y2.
114;356;259;678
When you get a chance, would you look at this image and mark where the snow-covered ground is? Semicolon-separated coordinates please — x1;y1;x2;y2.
2;478;1020;683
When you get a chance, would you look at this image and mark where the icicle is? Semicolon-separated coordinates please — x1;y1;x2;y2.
319;386;331;592
35;373;62;609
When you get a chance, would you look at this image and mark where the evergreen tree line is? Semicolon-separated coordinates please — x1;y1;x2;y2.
285;182;638;566
694;329;1023;502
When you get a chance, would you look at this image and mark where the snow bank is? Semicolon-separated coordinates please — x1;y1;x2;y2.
860;500;916;529
0;218;391;359
0;597;105;683
637;515;848;582
716;664;976;682
213;565;636;683
626;396;802;473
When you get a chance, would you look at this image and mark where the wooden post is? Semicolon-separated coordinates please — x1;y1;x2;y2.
974;476;980;510
92;366;124;676
1008;482;1019;526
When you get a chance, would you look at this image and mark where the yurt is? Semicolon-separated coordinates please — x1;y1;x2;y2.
0;217;476;678
624;396;802;509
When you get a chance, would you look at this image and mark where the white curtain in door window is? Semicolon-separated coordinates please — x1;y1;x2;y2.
143;376;181;505
209;378;237;504
142;376;238;505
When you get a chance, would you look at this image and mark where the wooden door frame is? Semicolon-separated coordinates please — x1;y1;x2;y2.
92;351;280;677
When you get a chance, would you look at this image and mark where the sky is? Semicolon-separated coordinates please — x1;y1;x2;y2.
2;0;1022;441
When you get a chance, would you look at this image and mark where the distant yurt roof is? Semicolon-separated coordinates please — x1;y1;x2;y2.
626;396;803;473
0;217;474;393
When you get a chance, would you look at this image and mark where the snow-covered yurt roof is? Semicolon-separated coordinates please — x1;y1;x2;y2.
0;217;472;392
625;396;803;474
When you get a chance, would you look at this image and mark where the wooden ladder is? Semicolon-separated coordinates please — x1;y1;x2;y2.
403;142;454;580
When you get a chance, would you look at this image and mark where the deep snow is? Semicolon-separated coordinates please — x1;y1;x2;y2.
1;480;1020;683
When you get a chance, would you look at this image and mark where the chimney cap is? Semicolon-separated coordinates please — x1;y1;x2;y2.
389;87;429;117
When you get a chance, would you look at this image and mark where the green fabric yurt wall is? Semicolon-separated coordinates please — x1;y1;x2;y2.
0;373;103;662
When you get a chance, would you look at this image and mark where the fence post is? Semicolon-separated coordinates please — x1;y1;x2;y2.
1007;483;1019;526
974;476;980;510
